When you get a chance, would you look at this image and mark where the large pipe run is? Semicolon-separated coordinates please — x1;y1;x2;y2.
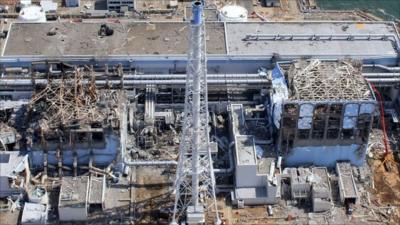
0;78;269;86
364;64;400;72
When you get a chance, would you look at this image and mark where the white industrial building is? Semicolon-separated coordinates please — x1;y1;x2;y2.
58;176;89;221
21;203;48;225
230;104;280;206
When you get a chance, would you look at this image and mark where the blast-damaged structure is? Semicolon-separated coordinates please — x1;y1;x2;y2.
0;15;399;225
275;60;376;167
26;68;121;175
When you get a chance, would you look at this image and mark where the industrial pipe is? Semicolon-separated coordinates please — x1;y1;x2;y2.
122;73;265;79
364;64;400;72
122;160;177;166
244;33;398;42
363;73;400;78
0;78;269;86
366;78;400;83
191;0;203;25
1;73;265;79
120;101;177;167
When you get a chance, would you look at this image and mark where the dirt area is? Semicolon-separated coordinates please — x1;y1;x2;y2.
369;154;400;224
0;210;20;225
134;167;174;225
365;127;400;225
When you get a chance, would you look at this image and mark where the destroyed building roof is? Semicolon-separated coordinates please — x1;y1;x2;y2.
287;60;374;101
2;22;398;58
59;176;89;208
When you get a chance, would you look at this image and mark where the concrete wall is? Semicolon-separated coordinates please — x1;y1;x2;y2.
59;206;87;221
235;164;267;188
0;176;12;197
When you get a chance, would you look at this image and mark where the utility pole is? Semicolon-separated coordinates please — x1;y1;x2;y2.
170;1;220;225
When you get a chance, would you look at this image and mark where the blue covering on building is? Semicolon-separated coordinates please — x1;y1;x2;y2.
284;144;367;168
28;135;119;168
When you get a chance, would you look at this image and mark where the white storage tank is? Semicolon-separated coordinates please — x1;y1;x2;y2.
18;5;46;23
218;5;248;22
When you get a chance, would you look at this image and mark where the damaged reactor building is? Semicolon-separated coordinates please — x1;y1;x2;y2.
0;2;400;225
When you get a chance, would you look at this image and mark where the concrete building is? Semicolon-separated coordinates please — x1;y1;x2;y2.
275;60;377;167
58;176;89;221
230;104;280;206
336;162;359;205
21;203;47;225
88;176;106;211
0;20;399;221
282;167;332;212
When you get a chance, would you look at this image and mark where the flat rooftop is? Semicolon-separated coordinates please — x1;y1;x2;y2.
2;21;399;58
337;162;358;199
3;22;226;56
236;135;257;165
226;22;399;57
59;176;89;208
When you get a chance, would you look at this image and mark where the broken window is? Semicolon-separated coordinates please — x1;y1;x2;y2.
283;104;298;117
76;133;89;143
327;129;339;139
329;104;343;114
283;117;296;128
92;132;104;142
297;129;310;139
341;129;354;140
328;117;341;128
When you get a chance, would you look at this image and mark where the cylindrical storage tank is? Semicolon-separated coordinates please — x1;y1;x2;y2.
18;5;46;23
218;5;248;22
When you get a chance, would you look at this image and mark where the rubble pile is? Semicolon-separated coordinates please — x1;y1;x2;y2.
288;59;372;101
28;69;117;130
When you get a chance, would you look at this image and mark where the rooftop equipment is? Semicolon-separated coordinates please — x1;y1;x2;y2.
18;5;46;22
218;5;248;22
